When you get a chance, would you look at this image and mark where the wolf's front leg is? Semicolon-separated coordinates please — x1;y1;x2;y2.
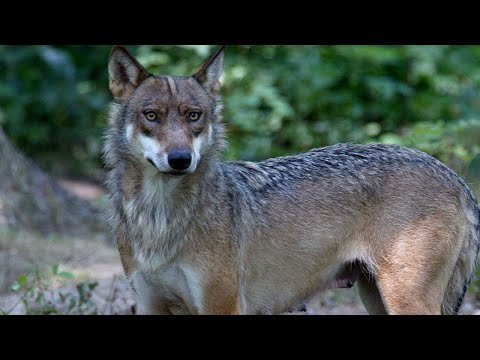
142;302;174;315
130;272;169;315
199;278;240;315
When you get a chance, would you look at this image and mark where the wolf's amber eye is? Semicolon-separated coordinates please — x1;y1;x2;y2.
144;111;158;121
189;112;201;121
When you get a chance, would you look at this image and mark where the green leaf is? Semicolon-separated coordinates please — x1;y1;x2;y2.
77;284;85;302
88;282;98;291
11;274;27;291
51;264;59;275
58;271;74;280
16;274;27;285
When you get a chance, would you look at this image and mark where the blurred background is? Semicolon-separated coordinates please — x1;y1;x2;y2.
1;45;480;315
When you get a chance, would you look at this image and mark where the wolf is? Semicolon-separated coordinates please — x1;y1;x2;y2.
103;45;480;315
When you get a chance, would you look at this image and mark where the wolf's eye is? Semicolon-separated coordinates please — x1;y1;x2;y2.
144;111;158;121
188;112;201;121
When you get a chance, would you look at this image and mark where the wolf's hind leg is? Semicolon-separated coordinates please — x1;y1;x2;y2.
372;215;463;315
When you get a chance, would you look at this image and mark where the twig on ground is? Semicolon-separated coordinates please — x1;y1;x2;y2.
103;275;117;315
6;285;33;315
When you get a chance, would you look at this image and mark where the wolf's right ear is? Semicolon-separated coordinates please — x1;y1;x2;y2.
108;45;150;101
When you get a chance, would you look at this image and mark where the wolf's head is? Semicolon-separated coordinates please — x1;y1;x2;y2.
106;46;225;177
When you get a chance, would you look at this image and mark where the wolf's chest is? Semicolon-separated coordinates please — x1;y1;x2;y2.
132;262;203;314
122;185;192;270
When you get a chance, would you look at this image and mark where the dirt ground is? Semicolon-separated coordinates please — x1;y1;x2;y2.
1;180;479;315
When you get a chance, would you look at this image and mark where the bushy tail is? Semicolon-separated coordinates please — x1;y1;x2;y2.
442;204;480;315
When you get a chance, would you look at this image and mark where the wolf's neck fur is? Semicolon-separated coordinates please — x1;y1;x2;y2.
121;148;222;271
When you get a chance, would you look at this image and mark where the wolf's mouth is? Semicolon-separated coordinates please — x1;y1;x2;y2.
146;158;188;177
146;158;157;169
146;157;189;177
165;171;188;177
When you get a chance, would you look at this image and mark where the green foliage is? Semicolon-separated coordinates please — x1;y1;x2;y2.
0;45;136;177
1;45;480;180
6;264;98;315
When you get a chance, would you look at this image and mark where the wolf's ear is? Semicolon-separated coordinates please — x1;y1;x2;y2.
108;45;150;101
192;46;225;95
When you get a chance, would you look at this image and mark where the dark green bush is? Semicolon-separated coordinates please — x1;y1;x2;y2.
1;45;480;179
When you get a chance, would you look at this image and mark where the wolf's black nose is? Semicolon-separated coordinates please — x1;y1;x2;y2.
168;149;192;171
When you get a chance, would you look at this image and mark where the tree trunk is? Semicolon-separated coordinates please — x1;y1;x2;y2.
0;127;109;239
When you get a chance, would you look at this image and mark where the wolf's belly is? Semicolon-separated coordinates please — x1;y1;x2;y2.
244;270;361;314
240;241;364;315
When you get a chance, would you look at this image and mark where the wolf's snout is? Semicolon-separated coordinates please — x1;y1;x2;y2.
168;149;192;171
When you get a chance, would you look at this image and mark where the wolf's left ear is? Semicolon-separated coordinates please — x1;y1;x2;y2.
108;45;150;101
192;46;225;95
